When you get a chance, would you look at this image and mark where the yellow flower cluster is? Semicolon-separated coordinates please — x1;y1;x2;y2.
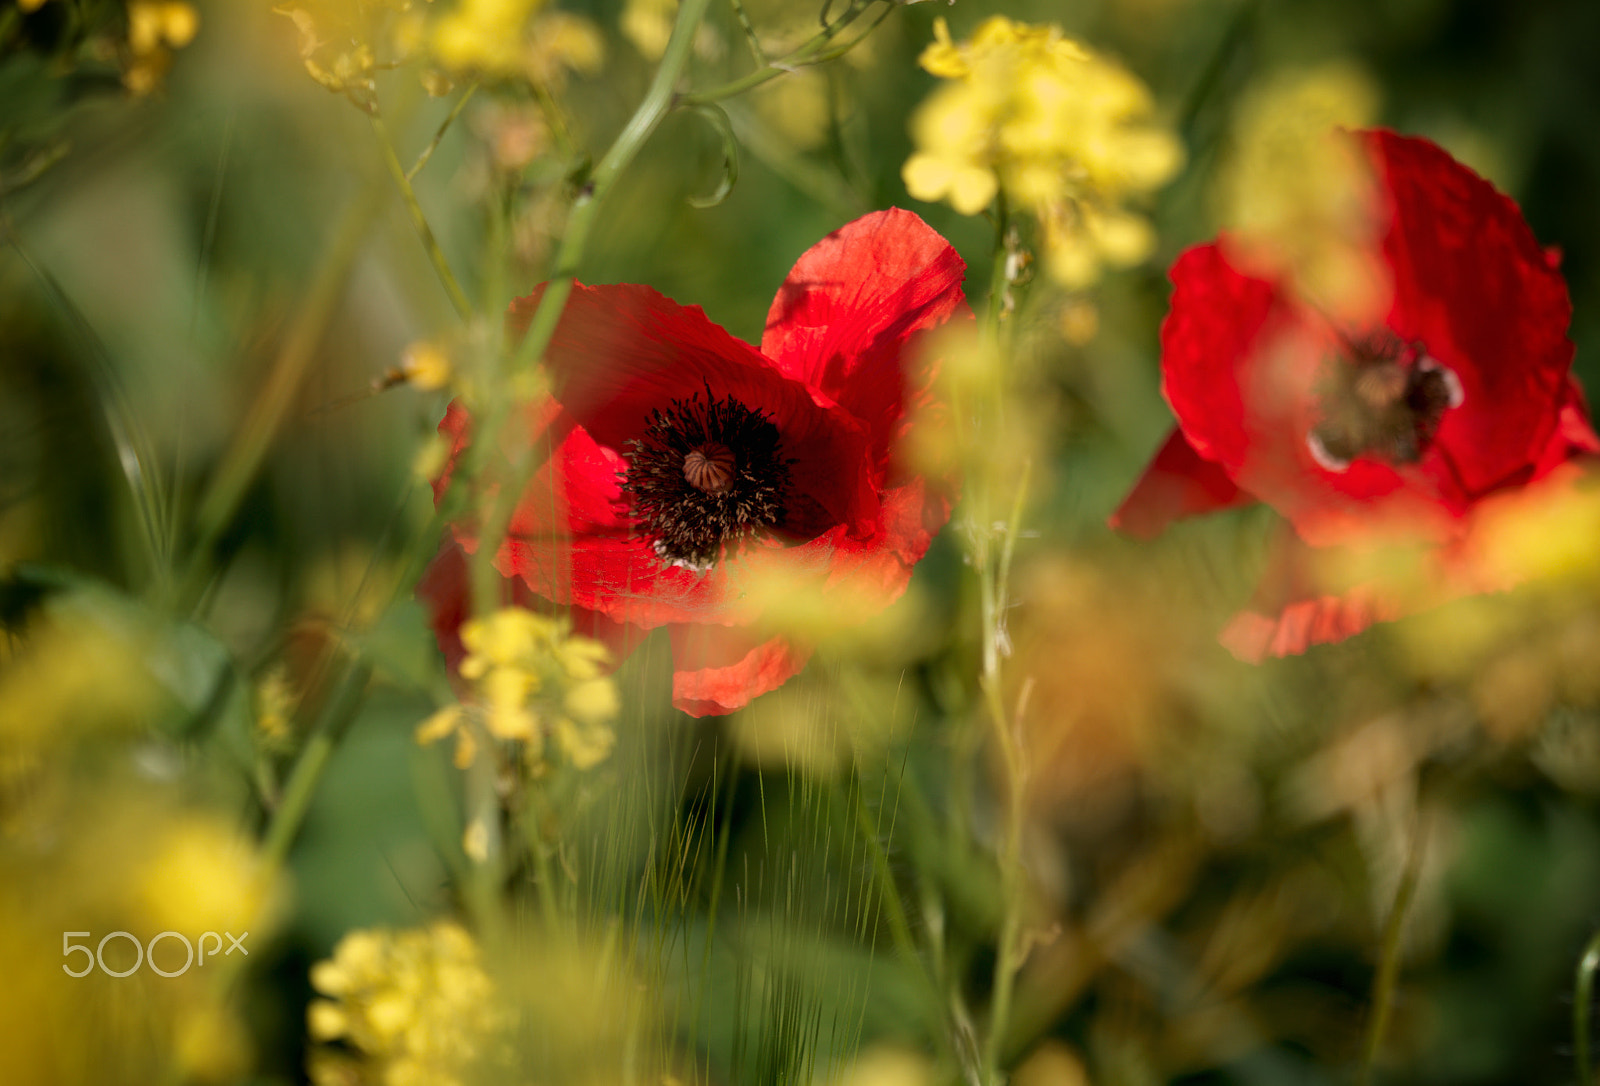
277;0;600;112
430;0;602;84
307;922;502;1086
125;0;200;94
1214;62;1385;322
416;606;619;770
620;0;676;59
0;785;280;1083
903;17;1183;287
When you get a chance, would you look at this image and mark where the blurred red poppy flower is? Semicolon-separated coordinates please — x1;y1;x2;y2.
419;209;967;715
1112;129;1600;659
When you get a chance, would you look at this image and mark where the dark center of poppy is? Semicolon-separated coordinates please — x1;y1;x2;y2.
621;390;790;570
1307;332;1464;472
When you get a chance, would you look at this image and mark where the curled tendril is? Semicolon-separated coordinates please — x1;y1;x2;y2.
682;102;740;209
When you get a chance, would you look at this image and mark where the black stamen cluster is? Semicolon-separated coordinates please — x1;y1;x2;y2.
1311;334;1456;467
621;389;790;569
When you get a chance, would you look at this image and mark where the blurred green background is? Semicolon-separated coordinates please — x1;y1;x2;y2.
6;0;1600;1083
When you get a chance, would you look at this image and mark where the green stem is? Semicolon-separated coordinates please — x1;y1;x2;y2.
984;190;1012;338
975;186;1032;1083
373;113;473;321
729;0;768;66
462;741;511;940
678;1;880;107
1357;816;1427;1086
847;779;923;981
260;662;373;869
1177;0;1258;143
979;465;1032;1085
408;83;479;182
530;80;579;162
467;0;715;619
1575;929;1600;1086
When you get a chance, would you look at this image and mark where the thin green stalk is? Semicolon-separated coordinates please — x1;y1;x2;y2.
973;186;1034;1083
172;658;373;1086
1576;929;1600;1086
984;191;1012;338
678;1;882;107
181;187;381;612
372;113;473;320
1357;817;1427;1086
1177;0;1258;142
260;661;373;869
468;0;715;620
846;780;922;980
530;79;579;162
462;743;513;941
979;470;1032;1085
407;83;479;181
729;0;768;66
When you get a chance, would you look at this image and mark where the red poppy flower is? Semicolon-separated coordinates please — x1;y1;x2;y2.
1112;129;1600;659
419;209;968;715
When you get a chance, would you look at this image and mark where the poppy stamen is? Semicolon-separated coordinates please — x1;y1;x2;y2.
1308;333;1463;472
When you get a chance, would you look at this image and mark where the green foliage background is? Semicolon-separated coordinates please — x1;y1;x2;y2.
5;0;1600;1084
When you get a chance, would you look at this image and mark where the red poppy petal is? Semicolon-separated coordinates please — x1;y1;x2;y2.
1532;375;1600;478
416;537;642;676
1217;526;1406;661
1373;130;1575;497
1220;590;1398;662
1110;427;1255;539
500;532;735;629
511;283;875;536
1158;243;1275;473
763;473;953;612
668;624;811;717
417;537;472;673
760;208;969;461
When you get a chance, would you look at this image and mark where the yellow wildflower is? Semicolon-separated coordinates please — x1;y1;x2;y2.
0;774;283;1084
307;922;503;1086
432;0;540;74
254;666;296;750
903;16;1183;287
415;606;619;771
620;0;721;62
400;340;453;391
621;0;675;58
840;1044;936;1086
122;0;200;94
1214;61;1386;322
128;0;198;55
430;0;603;84
524;10;604;87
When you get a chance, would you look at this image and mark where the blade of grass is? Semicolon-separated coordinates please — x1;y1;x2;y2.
4;221;173;590
1356;814;1427;1086
179;181;382;612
